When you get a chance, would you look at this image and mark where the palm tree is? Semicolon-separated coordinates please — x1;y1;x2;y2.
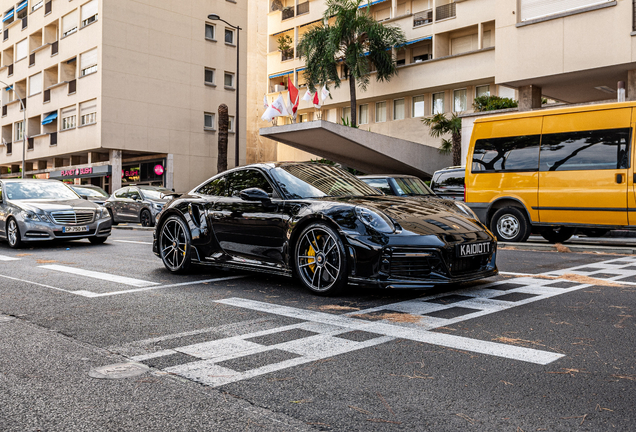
297;0;405;127
422;113;462;166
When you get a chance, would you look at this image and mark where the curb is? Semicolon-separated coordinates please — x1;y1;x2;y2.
111;226;155;231
499;242;636;255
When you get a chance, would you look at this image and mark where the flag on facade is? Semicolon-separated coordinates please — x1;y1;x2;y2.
263;94;269;109
312;91;321;109
302;89;313;102
261;94;290;122
321;85;330;102
288;81;299;120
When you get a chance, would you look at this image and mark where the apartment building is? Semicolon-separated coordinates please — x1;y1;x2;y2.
250;0;636;170
0;0;247;193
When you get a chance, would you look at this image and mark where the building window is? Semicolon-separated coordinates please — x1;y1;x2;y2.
29;72;43;96
228;115;235;132
375;101;386;123
432;92;444;115
205;68;215;85
205;23;215;40
80;48;97;76
453;89;467;112
342;107;351;123
225;29;234;44
393;99;405;120
359;104;368;125
16;39;27;61
62;10;78;37
15;121;24;141
81;0;98;27
32;1;43;12
80;99;97;125
476;85;490;98
204;112;215;130
61;106;76;130
224;72;234;88
412;95;425;117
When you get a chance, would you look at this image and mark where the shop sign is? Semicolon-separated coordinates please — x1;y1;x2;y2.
61;167;93;177
50;165;112;180
154;165;164;176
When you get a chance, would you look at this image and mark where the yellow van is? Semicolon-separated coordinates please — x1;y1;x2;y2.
465;101;634;243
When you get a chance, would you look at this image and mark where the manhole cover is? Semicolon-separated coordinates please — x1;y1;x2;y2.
0;315;15;323
88;363;149;380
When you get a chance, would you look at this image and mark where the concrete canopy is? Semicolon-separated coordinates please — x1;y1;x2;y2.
259;120;451;179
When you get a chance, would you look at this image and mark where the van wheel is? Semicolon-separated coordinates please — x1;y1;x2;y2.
490;207;530;243
540;227;575;243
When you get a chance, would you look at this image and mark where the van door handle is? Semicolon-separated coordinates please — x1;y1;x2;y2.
616;174;624;184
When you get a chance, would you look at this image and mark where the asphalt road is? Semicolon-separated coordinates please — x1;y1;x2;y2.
0;229;634;431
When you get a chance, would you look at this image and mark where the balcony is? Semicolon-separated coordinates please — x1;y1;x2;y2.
282;7;294;20
436;3;456;21
297;2;309;15
413;9;433;27
281;49;294;62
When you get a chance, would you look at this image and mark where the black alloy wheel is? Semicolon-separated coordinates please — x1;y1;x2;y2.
294;222;347;296
108;209;118;225
540;227;575;244
159;215;192;273
6;218;22;249
140;209;153;227
490;207;530;243
89;236;107;245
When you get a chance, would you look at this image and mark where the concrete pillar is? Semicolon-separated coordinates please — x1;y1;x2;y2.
627;70;636;101
37;160;47;170
391;0;397;18
110;150;122;192
166;154;174;191
518;85;542;111
477;22;483;49
293;26;298;59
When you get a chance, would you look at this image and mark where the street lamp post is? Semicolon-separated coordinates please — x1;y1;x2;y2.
0;79;26;179
208;13;242;168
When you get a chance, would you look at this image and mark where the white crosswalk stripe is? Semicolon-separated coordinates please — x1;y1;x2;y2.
0;255;20;261
39;264;160;287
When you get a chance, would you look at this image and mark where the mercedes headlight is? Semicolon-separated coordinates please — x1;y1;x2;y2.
454;201;478;220
355;206;395;233
21;210;43;222
98;208;111;220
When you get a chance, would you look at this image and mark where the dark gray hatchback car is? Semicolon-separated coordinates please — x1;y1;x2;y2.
104;186;173;227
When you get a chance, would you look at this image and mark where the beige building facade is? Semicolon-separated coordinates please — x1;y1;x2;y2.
0;0;247;193
250;0;636;171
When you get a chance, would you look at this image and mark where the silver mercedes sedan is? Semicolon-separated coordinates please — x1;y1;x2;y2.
0;179;112;248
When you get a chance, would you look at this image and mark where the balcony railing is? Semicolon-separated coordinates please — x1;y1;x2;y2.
297;2;309;15
436;2;456;20
413;9;433;26
281;50;294;61
282;7;294;20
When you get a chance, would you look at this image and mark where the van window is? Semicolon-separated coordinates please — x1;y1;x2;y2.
472;135;540;172
539;128;631;172
433;172;464;187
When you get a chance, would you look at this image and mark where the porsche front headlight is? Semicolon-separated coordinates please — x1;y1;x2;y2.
454;201;478;220
355;206;395;233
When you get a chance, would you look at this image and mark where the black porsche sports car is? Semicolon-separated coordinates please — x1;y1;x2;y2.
153;162;497;295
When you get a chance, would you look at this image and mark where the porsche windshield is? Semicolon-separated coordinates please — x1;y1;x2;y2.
5;181;79;200
272;164;382;199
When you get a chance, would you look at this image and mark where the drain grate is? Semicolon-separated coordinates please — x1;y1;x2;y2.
88;363;149;380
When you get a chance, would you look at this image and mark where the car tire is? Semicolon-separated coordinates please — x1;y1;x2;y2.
540;227;575;244
490;207;530;243
140;209;153;227
107;209;118;225
159;215;192;274
294;222;348;296
6;218;22;249
89;237;107;245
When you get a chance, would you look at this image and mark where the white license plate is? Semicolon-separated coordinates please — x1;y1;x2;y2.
457;242;491;257
62;226;89;233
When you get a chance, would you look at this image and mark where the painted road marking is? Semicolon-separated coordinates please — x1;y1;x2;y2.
39;264;160;288
0;255;20;261
114;240;153;245
78;276;246;297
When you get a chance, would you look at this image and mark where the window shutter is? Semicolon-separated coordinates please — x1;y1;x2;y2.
520;0;611;21
61;105;76;117
80;48;98;70
62;10;78;34
16;39;27;60
80;99;97;115
81;0;98;20
30;72;42;96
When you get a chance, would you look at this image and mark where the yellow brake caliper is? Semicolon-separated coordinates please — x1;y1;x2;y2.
306;235;321;272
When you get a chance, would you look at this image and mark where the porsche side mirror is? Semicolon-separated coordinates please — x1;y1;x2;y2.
239;188;271;203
